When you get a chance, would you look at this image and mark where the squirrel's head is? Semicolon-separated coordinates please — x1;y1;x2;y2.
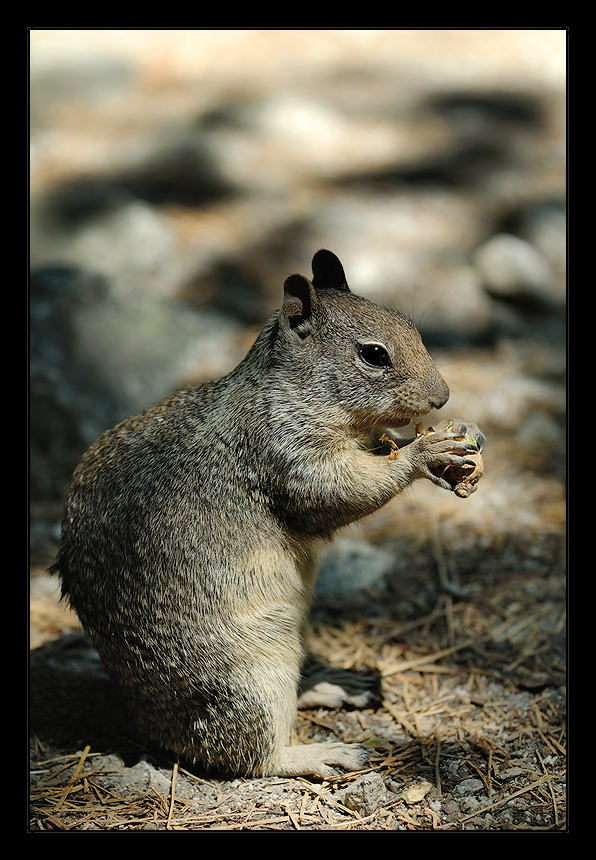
277;250;449;432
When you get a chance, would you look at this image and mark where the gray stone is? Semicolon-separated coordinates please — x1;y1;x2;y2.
317;539;395;599
341;772;388;815
453;777;485;796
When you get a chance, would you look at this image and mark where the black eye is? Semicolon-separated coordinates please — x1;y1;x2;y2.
359;343;392;368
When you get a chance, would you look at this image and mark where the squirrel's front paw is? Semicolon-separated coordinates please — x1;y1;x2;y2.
433;419;486;453
404;418;485;495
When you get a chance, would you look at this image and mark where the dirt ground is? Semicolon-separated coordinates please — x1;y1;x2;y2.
30;520;566;832
29;30;566;832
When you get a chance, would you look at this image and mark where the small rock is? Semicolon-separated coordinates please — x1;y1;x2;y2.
317;539;394;599
453;777;485;796
460;795;489;814
98;758;172;796
496;767;525;781
401;779;433;805
341;773;388;816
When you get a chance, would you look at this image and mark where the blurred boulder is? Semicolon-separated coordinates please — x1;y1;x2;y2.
473;232;563;308
317;539;395;599
30;264;241;502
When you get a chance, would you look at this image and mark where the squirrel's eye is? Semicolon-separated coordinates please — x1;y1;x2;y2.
359;343;392;368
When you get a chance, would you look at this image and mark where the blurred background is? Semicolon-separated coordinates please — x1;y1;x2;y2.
30;30;566;634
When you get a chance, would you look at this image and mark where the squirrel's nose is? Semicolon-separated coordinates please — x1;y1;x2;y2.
429;377;450;410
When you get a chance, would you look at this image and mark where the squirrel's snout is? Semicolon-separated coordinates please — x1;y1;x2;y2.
429;377;450;411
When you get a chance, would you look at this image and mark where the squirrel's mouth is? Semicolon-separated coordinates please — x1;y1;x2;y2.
388;418;413;429
386;414;427;429
355;411;432;432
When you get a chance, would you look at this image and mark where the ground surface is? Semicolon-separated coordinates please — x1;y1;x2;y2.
29;30;566;832
30;519;566;831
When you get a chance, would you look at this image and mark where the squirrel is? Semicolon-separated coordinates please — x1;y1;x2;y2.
47;250;485;779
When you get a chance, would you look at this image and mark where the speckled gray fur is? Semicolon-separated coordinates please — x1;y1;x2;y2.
51;250;482;778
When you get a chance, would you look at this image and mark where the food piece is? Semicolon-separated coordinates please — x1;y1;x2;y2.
379;433;400;460
417;420;484;498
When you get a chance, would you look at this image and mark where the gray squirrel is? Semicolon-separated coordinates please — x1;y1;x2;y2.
48;250;485;778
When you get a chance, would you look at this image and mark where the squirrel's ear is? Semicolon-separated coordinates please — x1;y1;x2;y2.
281;274;322;337
311;250;350;293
